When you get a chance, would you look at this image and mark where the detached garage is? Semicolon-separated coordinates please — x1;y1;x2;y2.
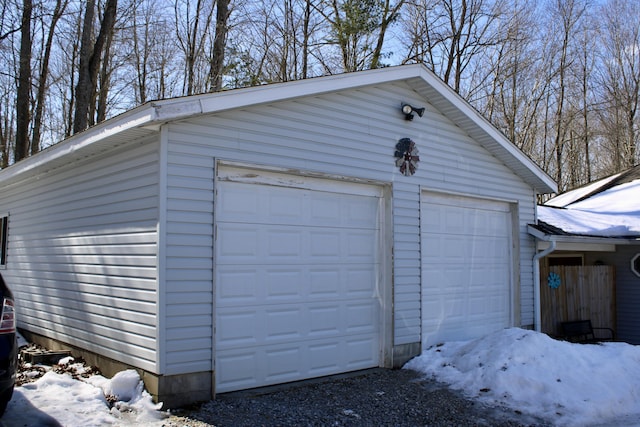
1;64;556;407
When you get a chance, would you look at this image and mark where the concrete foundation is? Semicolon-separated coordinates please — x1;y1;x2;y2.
18;330;213;409
391;342;421;368
20;330;415;408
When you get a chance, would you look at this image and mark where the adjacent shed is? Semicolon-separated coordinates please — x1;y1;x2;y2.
2;64;556;406
530;165;640;342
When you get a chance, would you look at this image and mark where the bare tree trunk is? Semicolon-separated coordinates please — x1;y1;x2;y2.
552;0;584;189
96;19;115;124
14;0;32;162
176;0;214;95
369;0;404;69
580;32;591;182
442;0;466;89
187;0;202;95
209;0;229;92
73;0;118;134
132;4;148;103
281;0;292;81
302;0;311;78
402;0;504;95
73;0;97;134
0;102;14;168
329;0;351;71
32;0;67;155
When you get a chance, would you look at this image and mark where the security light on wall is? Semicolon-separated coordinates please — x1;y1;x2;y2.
401;103;425;121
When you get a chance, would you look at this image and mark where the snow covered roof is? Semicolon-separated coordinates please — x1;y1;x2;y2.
0;64;556;194
531;165;640;243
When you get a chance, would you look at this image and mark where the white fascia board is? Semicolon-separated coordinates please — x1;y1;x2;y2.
413;67;557;194
536;241;616;252
0;105;156;183
527;224;640;246
157;65;427;118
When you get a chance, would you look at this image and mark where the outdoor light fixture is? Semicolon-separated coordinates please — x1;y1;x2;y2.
401;103;425;121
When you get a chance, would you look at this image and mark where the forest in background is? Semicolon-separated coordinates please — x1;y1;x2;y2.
1;0;638;193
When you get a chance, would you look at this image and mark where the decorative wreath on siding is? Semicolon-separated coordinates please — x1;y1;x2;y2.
547;272;561;289
394;138;420;176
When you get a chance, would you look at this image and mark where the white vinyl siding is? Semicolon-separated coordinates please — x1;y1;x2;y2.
163;80;538;374
162;145;215;374
5;141;160;371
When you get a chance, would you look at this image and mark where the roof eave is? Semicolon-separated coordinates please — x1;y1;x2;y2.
405;68;557;194
527;224;640;245
0;64;557;194
0;104;157;184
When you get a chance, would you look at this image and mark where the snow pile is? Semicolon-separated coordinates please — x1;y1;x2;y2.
405;328;640;426
7;369;167;426
7;371;117;426
6;355;168;427
85;370;165;424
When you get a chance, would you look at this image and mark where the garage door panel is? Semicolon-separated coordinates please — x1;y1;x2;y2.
422;266;466;291
218;267;315;304
308;343;341;373
216;183;261;220
309;306;341;335
346;302;379;331
216;309;259;347
310;192;379;228
265;307;305;340
346;337;379;367
215;175;382;393
218;181;379;229
216;333;379;392
268;230;303;257
309;230;340;256
346;268;378;295
265;346;303;380
218;299;378;349
266;270;306;299
218;225;376;264
216;269;259;303
269;193;304;219
346;230;378;259
218;265;376;306
217;226;259;260
216;351;259;390
309;269;340;297
421;193;512;348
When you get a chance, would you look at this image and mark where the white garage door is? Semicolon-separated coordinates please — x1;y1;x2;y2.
421;192;512;348
215;167;383;393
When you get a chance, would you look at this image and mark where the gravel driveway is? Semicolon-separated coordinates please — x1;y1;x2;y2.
164;368;549;426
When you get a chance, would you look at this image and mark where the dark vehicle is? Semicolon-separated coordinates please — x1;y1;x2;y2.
0;274;16;416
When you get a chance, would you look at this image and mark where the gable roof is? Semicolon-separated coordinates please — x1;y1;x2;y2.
530;164;640;244
546;164;640;208
0;64;556;193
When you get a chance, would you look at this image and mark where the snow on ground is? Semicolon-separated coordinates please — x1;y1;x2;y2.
4;332;168;427
10;329;640;426
405;327;640;426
